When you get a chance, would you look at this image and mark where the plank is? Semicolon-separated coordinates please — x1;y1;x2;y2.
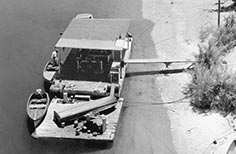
124;59;194;64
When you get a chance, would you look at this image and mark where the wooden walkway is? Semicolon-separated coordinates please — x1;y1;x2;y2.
32;98;123;141
124;59;194;64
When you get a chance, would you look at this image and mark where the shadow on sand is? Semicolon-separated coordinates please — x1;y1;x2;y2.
126;68;186;77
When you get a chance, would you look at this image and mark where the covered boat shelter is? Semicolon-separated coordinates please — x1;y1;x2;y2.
54;18;130;82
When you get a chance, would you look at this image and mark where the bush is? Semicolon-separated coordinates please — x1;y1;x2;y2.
213;15;236;52
184;62;223;109
185;15;236;113
211;74;236;112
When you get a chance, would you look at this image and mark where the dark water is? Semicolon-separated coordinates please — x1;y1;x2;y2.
0;0;176;153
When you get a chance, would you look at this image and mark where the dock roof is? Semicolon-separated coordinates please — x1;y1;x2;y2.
55;18;130;50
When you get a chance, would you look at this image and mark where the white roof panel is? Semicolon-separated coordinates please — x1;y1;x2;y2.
55;18;130;50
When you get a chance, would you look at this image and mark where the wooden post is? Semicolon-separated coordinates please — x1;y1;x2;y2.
112;50;115;61
100;61;103;72
120;50;123;79
218;0;221;27
126;33;130;50
58;48;61;75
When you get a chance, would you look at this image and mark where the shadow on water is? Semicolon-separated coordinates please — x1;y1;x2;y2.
43;80;51;93
0;0;176;153
26;117;36;134
84;140;113;149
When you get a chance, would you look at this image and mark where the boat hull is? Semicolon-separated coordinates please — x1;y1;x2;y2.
26;92;50;128
43;61;57;82
27;115;45;129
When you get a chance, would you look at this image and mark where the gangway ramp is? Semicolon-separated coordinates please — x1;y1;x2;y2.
124;59;194;68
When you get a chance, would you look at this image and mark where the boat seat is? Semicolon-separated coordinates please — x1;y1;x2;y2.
29;104;47;109
47;64;59;71
30;98;47;104
39;98;47;103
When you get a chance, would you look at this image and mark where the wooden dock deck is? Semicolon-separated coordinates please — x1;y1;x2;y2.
32;98;123;141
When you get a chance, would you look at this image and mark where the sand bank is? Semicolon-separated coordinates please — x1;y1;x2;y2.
142;0;236;153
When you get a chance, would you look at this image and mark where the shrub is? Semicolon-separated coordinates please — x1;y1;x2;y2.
185;15;236;113
211;74;236;112
184;62;223;109
213;15;236;52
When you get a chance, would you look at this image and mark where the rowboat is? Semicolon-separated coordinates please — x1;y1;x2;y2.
26;89;50;127
43;61;59;82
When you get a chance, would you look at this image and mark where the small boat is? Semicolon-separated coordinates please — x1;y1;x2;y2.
75;13;93;19
26;89;50;127
43;61;59;82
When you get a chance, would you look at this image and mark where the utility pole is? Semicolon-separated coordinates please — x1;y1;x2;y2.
218;0;221;27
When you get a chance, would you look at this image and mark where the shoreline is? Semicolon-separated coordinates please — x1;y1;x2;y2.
114;0;178;153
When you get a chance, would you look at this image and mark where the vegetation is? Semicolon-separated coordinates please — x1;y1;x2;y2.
185;15;236;113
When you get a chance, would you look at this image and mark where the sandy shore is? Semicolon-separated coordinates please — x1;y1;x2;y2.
146;0;236;153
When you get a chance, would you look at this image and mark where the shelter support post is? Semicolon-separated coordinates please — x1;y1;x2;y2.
112;51;115;61
120;50;122;79
100;61;103;72
58;47;64;76
218;0;220;27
